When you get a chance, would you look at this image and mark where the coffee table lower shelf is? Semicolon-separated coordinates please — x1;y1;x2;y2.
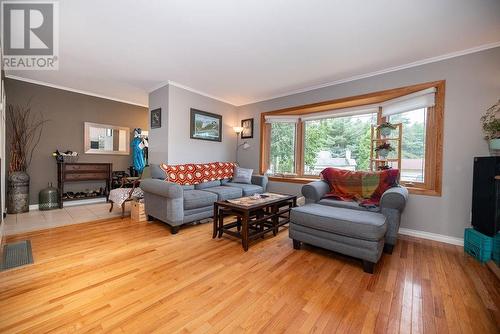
212;194;297;251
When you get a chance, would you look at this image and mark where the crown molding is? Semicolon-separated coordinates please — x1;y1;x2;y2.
6;42;500;108
4;75;149;108
148;80;236;106
243;41;500;106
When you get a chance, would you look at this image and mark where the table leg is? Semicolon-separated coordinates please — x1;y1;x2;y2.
218;208;224;238
256;210;264;238
236;215;241;232
242;211;249;251
272;204;279;236
212;203;218;239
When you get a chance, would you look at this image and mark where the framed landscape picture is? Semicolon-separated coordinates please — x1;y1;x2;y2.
241;118;254;139
190;108;222;142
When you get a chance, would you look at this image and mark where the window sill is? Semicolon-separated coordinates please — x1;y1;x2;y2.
268;176;442;196
405;186;441;196
268;176;319;184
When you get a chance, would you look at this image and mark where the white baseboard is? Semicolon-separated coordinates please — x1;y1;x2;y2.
29;197;107;211
398;228;464;246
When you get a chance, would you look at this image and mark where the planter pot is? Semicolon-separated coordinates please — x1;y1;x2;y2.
7;171;30;214
377;149;390;158
489;138;500;150
379;127;392;137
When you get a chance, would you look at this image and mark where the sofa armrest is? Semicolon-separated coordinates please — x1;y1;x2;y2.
380;186;408;211
302;180;330;203
140;179;183;199
251;175;268;191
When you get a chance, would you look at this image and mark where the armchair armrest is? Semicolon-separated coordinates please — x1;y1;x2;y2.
251;175;268;191
140;179;183;199
302;180;330;203
380;186;408;211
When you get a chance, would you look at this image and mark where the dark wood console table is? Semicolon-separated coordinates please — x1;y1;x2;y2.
57;162;112;208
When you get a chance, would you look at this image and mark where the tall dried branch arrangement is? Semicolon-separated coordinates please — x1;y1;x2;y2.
7;102;47;173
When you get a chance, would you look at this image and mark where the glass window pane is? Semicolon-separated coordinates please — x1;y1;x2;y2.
389;108;427;183
303;113;376;175
269;122;296;174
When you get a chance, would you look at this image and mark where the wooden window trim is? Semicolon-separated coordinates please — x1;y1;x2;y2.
260;80;445;196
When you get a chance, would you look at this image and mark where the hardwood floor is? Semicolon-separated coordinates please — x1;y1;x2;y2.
0;218;498;333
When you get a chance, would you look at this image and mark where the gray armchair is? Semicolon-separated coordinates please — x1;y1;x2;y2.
301;180;408;251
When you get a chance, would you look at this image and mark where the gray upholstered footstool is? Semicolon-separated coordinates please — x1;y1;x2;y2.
289;203;387;273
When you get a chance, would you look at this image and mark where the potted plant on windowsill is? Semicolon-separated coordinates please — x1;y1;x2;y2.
481;100;500;152
376;122;397;137
375;142;394;158
6;103;47;213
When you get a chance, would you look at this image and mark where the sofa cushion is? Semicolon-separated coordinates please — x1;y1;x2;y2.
318;198;380;213
194;180;221;190
290;204;387;241
150;163;167;180
232;167;253;184
183;190;218;210
224;182;263;196
203;186;242;200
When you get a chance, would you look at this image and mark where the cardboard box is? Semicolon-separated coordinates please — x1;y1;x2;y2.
131;200;146;222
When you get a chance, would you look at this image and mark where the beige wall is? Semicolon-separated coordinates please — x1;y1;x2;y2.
4;78;148;205
237;47;500;239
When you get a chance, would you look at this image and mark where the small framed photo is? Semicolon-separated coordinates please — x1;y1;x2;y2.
241;118;254;139
150;108;161;129
190;108;222;142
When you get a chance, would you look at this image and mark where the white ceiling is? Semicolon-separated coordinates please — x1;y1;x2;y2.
6;0;500;107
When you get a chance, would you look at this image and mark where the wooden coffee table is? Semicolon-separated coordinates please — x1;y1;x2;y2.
212;193;297;251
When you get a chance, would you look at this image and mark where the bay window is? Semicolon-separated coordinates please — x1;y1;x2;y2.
260;81;445;195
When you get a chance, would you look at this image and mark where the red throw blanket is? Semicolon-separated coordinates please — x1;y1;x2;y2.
319;168;399;207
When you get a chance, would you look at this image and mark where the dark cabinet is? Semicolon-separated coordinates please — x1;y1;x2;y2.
472;157;500;236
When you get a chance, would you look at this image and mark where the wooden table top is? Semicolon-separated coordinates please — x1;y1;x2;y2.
215;193;296;210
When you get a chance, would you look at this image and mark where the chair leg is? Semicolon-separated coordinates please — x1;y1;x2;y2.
293;239;301;250
109;202;114;212
121;203;125;218
362;260;375;274
170;225;180;234
383;243;394;254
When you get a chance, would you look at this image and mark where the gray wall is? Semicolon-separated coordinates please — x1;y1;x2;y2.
148;85;169;164
237;47;500;239
4;78;148;204
148;84;238;165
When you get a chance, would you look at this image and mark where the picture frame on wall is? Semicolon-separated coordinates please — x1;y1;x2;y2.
190;108;222;142
150;108;161;129
241;118;254;139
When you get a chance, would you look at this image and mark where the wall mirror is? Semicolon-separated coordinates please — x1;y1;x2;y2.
84;122;130;155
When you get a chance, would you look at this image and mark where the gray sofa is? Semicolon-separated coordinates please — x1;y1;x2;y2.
301;180;408;250
140;164;268;234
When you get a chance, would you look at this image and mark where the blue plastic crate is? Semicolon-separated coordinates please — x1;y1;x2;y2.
464;228;492;263
493;233;500;266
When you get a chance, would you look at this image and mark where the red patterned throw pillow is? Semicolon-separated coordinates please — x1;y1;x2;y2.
159;163;197;185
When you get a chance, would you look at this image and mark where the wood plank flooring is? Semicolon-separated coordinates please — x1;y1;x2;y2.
0;218;498;333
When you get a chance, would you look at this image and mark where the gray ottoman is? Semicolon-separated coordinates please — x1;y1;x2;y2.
289;203;387;273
